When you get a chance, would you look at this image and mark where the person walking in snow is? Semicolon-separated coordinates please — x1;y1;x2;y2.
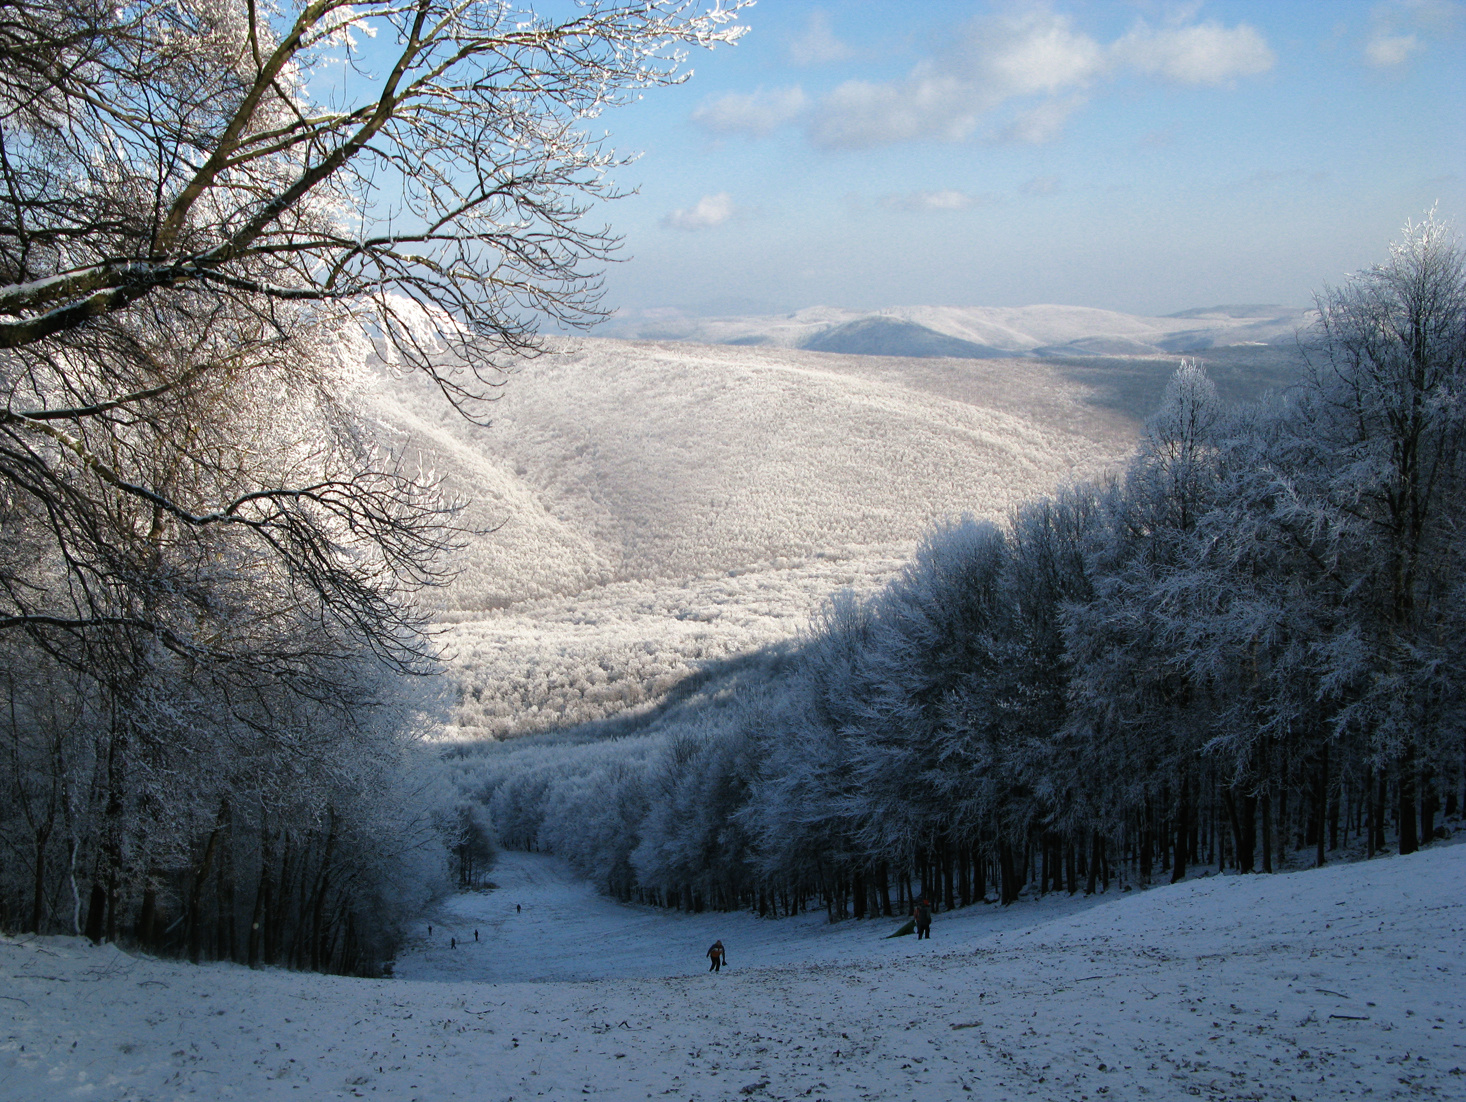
912;897;932;940
707;940;727;972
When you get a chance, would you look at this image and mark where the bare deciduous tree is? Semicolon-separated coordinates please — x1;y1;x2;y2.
0;0;748;961
1;0;747;654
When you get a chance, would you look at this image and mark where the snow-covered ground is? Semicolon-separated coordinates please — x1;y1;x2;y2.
5;844;1463;1101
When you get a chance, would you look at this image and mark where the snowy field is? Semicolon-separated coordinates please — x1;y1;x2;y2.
4;844;1463;1101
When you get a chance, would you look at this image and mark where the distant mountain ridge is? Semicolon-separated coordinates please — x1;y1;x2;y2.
802;317;1010;359
601;302;1314;361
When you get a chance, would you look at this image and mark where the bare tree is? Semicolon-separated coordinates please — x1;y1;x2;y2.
0;0;748;957
1;0;746;655
1;0;746;375
1294;212;1466;853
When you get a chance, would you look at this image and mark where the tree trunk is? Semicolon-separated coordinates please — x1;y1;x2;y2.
1261;792;1273;873
248;830;270;968
137;883;156;951
1223;788;1256;873
1276;787;1288;867
940;844;954;912
30;824;50;933
84;877;106;944
268;832;292;966
216;801;236;962
1172;782;1189;884
187;815;224;964
1314;745;1328;868
1139;809;1153;884
308;813;338;972
1398;751;1419;855
1328;776;1342;852
1420;766;1438;846
998;839;1019;905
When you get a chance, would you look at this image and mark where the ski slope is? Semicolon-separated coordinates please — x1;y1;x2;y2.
4;842;1462;1101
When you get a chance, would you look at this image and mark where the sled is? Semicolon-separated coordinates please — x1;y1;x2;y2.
885;918;916;939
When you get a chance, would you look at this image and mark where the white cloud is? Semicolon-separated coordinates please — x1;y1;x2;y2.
811;8;1102;147
692;86;807;137
1363;0;1461;66
806;5;1274;150
1364;31;1421;65
662;193;738;232
998;95;1087;145
788;11;854;66
881;189;999;212
812;72;975;147
1112;20;1275;84
983;8;1107;97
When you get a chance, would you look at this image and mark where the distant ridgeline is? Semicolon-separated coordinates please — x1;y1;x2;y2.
800;317;1012;359
610;301;1310;376
604;302;1313;431
455;229;1465;918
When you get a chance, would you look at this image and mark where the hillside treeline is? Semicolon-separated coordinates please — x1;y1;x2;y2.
458;217;1466;918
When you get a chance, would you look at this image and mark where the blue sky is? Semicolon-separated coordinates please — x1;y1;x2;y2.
588;0;1465;318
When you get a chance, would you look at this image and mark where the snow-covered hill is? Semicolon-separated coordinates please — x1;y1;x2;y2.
601;302;1315;359
5;841;1461;1100
367;337;1145;738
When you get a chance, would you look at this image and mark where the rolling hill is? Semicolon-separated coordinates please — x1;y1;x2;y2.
363;329;1300;740
600;302;1314;359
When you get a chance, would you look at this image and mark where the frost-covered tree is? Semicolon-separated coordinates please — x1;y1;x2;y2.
740;603;871;913
1065;361;1228;882
842;520;1014;906
1;0;747;659
0;0;749;965
1004;483;1105;894
1288;213;1466;853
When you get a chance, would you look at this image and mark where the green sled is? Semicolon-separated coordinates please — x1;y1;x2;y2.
885;918;916;939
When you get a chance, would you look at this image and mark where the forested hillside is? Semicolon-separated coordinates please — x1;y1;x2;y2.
373;337;1143;738
453;217;1466;920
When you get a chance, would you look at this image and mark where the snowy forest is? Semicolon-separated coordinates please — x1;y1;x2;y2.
2;0;1463;984
455;216;1466;921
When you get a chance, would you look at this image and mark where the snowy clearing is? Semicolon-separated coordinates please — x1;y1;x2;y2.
4;843;1463;1101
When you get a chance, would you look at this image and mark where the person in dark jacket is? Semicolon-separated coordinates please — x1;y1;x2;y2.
913;897;932;939
707;940;727;972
